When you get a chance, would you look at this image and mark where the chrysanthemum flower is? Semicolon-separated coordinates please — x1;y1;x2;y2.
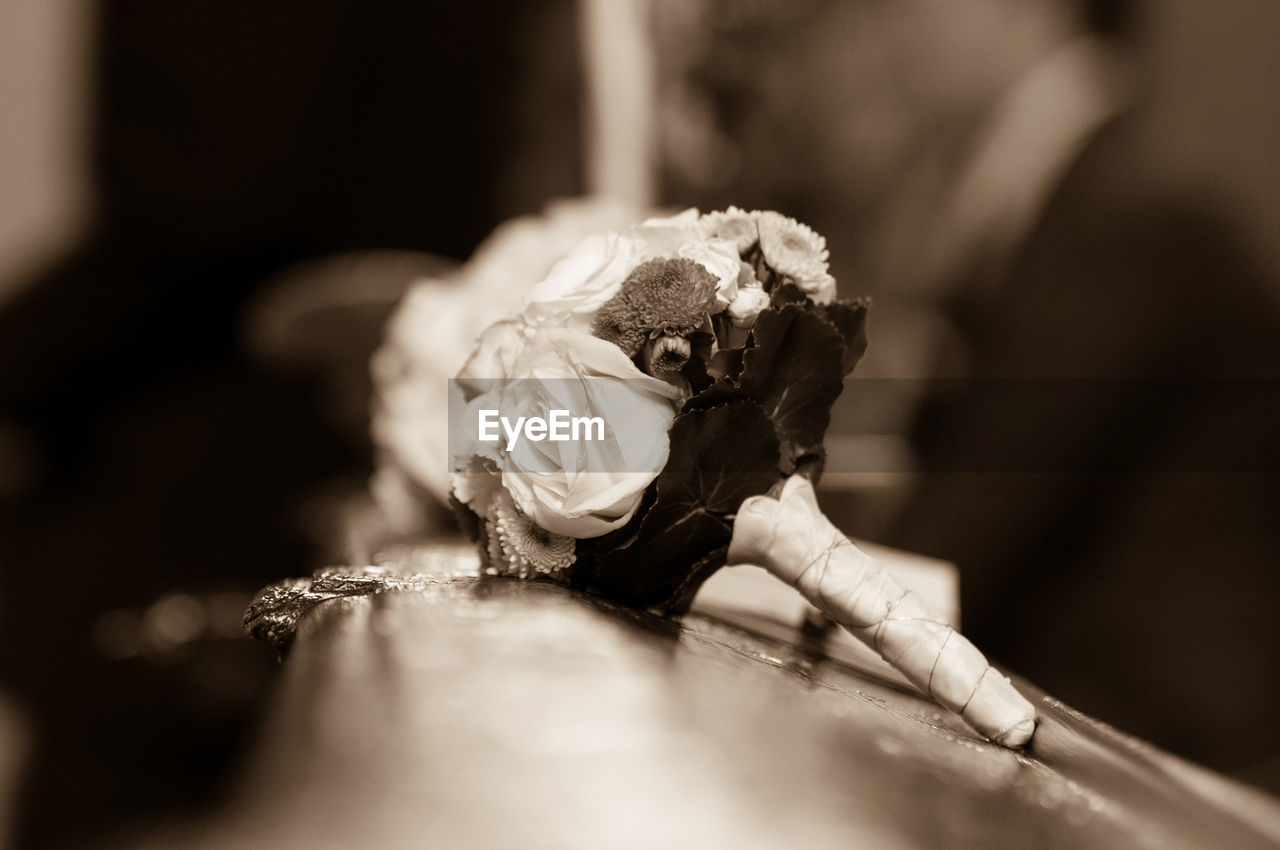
485;490;576;578
699;206;759;254
592;257;719;357
756;210;830;282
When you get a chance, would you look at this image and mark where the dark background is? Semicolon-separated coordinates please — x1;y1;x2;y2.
0;4;585;846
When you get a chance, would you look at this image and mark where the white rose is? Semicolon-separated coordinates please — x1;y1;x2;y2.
371;282;493;508
630;207;704;253
679;238;740;311
728;280;771;328
520;207;744;332
372;198;642;508
522;232;648;334
453;323;681;538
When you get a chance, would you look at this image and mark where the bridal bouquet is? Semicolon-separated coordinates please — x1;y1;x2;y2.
382;206;1035;747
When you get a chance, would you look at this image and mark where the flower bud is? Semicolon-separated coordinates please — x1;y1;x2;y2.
645;333;692;373
728;281;771;329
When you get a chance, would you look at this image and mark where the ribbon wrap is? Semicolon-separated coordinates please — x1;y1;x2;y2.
728;476;1036;747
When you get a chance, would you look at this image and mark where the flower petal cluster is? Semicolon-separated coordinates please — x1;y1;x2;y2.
452;321;681;540
755;211;829;281
728;279;771;329
521;209;740;333
592;257;719;357
483;487;577;579
701;207;838;304
699;205;759;253
371;197;642;513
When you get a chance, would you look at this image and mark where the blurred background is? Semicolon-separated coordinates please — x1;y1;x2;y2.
2;0;1279;846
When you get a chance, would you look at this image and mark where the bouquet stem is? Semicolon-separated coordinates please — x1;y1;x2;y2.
726;476;1037;747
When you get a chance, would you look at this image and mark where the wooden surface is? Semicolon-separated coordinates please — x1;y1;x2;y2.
144;545;1280;849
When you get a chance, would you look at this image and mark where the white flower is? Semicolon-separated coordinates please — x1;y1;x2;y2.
453;322;681;538
637;206;703;236
483;487;576;578
637;209;740;308
372;198;643;508
699;206;759;253
678;238;740;311
728;279;771;329
521;231;649;334
756;210;830;284
797;271;838;305
371;282;498;508
521;207;743;333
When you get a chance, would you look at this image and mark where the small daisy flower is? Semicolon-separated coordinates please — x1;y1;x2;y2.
756;210;829;283
700;206;760;254
485;490;576;579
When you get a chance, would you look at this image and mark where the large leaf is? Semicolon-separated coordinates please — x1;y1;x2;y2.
570;401;780;609
770;284;870;376
821;297;871;375
738;305;846;472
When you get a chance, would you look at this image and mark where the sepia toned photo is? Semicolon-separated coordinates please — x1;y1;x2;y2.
2;1;1279;847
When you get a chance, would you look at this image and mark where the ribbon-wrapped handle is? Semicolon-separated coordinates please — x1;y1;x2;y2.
727;476;1036;747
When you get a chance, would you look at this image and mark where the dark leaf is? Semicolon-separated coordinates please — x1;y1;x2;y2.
705;347;745;383
658;401;780;514
682;374;742;414
681;329;719;393
738;305;846;472
664;545;730;614
573;480;658;559
770;281;810;308
764;285;870;375
569;401;780;609
820;297;871;374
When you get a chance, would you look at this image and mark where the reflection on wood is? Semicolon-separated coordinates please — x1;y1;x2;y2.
147;545;1280;848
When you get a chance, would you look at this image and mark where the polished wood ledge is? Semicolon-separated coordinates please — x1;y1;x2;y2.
136;546;1280;849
